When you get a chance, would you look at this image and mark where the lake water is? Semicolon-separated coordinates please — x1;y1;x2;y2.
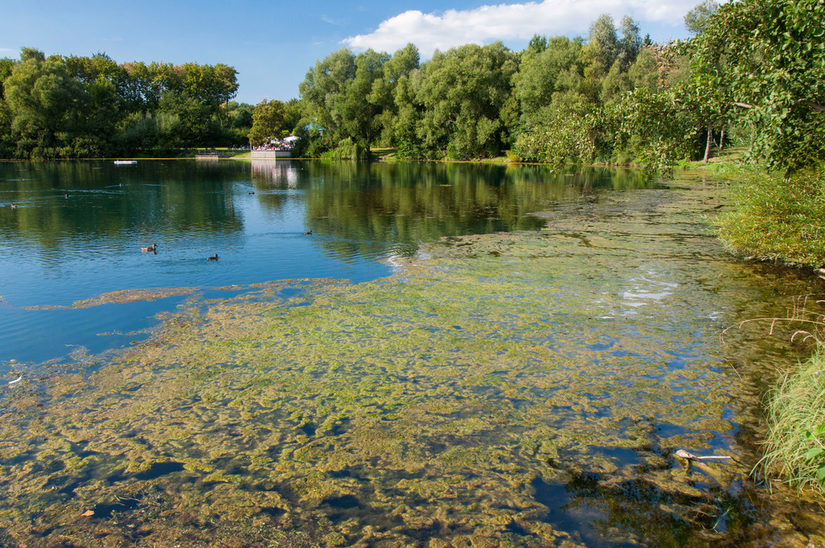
1;160;624;365
0;160;823;546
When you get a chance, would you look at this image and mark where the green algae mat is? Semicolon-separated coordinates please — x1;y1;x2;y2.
2;177;824;546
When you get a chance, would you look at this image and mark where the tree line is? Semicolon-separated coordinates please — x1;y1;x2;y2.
0;48;249;158
1;0;821;175
282;0;822;174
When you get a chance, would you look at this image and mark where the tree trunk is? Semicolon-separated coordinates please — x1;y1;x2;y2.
719;127;725;150
703;122;713;163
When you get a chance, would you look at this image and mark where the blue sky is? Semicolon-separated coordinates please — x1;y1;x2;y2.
0;0;695;105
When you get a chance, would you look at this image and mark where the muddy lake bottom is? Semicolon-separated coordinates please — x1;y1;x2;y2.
1;165;825;546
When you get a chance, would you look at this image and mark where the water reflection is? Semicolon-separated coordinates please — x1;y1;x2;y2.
0;161;654;261
1;160;641;363
0;161;244;253
251;160;298;188
297;162;649;257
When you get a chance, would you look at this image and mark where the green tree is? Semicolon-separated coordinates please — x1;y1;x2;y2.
513;36;583;128
299;48;357;142
589;15;620;71
370;43;419;146
4;49;85;158
688;0;825;171
413;43;518;159
618;16;642;67
282;98;304;134
0;57;16;97
627;47;661;92
155;63;238;146
684;0;719;35
248;99;286;145
340;49;389;150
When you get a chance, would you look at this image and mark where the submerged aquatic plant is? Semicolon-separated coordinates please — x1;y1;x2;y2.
0;179;821;546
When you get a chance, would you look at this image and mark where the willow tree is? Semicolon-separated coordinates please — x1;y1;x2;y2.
412;42;518;159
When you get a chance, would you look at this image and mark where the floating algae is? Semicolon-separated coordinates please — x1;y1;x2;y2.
0;178;823;546
18;279;335;311
23;287;203;310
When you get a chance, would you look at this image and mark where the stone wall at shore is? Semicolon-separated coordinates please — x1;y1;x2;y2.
251;150;291;159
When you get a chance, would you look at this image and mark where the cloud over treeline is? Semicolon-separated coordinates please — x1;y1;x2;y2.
343;0;692;55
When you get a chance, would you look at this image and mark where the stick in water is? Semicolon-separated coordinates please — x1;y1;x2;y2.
675;449;731;461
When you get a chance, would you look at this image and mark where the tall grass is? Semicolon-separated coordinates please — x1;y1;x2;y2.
761;349;825;494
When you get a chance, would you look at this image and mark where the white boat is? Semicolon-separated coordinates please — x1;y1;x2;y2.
114;160;137;166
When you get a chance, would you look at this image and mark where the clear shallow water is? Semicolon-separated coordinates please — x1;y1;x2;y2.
0;160;639;364
2;161;824;545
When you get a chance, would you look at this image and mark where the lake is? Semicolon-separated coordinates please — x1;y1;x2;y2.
0;160;822;545
0;160;611;365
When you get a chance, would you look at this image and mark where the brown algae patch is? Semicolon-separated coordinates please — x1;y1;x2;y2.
19;279;337;311
0;180;823;546
23;287;202;310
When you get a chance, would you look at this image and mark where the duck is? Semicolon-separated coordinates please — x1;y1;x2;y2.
304;230;313;235
141;243;157;253
207;254;218;261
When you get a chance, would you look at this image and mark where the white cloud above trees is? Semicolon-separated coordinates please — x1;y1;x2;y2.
343;0;693;55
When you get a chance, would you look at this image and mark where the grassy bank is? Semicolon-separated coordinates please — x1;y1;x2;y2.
718;167;825;268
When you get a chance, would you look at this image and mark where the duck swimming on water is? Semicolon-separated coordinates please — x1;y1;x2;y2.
141;243;157;252
207;254;218;261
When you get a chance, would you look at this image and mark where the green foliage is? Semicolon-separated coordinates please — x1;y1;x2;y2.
248;99;286;145
299;42;515;160
299;47;407;152
290;124;330;157
411;43;518;160
511;15;656;169
626;48;660;92
718;167;825;266
0;48;241;158
688;0;825;172
512;106;601;168
115;111;183;154
513;36;582;126
684;0;719;35
282;98;303;134
319;137;368;160
762;349;825;494
615;87;697;173
589;14;620;71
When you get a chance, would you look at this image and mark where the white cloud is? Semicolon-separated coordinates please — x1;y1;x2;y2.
343;0;693;56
